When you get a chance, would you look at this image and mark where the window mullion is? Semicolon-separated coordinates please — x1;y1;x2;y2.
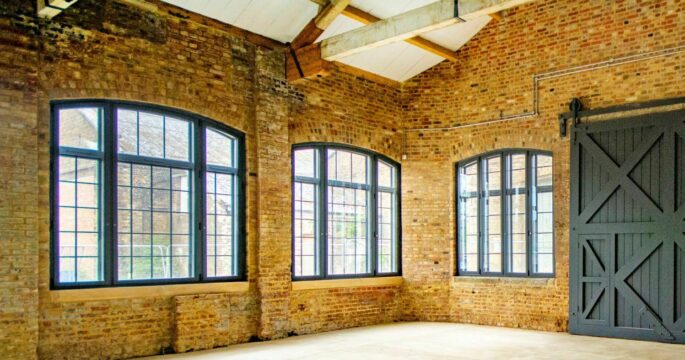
499;153;506;276
319;146;328;278
526;151;533;276
503;153;511;275
477;157;484;275
105;103;116;286
195;119;204;281
370;156;378;276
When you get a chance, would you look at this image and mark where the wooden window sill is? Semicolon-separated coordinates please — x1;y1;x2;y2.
49;281;249;303
292;276;403;291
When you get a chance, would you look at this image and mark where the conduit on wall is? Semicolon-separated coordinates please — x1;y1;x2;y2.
403;43;685;133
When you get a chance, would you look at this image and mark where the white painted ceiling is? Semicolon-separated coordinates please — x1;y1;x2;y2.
162;0;319;43
161;0;492;82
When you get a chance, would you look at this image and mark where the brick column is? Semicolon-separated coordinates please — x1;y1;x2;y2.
0;4;40;358
254;48;292;340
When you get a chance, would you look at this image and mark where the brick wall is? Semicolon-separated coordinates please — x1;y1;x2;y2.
400;0;685;331
0;2;40;357
25;1;265;358
2;0;685;359
287;73;403;335
0;1;405;359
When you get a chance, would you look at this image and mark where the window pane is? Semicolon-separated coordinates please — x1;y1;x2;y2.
138;112;164;158
378;160;395;189
117;109;192;162
327;186;369;275
165;117;190;161
508;194;527;273
117;109;138;155
533;154;554;274
458;161;478;273
117;163;193;280
206;128;235;168
510;153;526;188
483;156;501;273
327;149;369;185
506;154;528;274
206;172;235;277
536;154;553;187
57;107;103;283
57;154;102;283
59;107;100;150
377;190;397;273
294;148;317;179
293;181;318;277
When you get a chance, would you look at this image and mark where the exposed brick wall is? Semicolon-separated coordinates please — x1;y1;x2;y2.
254;47;292;341
289;286;401;336
2;0;685;358
287;73;404;334
0;1;40;359
173;293;231;353
39;298;174;359
0;1;405;359
288;72;403;159
25;1;265;358
399;0;685;331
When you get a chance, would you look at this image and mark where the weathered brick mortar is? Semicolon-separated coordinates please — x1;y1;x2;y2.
1;0;685;358
399;0;685;331
1;0;403;358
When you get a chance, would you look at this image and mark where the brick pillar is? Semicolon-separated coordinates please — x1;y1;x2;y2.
0;4;40;358
254;47;292;340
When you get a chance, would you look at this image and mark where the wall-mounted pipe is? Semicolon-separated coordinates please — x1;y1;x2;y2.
404;44;685;133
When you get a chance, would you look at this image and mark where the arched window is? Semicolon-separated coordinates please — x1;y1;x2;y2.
456;150;554;277
292;144;401;279
51;100;245;288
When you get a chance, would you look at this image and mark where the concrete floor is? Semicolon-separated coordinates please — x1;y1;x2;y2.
144;322;685;360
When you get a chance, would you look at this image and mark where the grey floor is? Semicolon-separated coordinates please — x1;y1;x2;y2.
143;322;685;359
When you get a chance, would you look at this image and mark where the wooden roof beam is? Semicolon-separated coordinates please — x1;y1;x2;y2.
489;11;504;21
341;6;458;62
322;0;537;61
291;0;351;49
315;0;352;29
322;0;463;61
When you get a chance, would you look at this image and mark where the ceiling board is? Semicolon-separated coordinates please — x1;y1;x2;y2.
163;0;318;43
336;41;445;82
350;0;438;18
422;15;492;51
161;0;493;82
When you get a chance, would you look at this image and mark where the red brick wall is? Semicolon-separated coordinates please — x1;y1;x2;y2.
400;0;685;330
2;0;685;358
287;72;403;335
0;1;404;359
0;2;40;357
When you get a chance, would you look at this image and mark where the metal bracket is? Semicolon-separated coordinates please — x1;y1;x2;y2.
569;98;583;125
558;114;568;138
559;98;583;138
286;42;305;78
454;0;466;22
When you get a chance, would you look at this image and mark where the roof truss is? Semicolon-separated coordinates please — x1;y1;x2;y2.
290;0;536;84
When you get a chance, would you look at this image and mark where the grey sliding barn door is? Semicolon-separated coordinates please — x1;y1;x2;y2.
569;108;685;343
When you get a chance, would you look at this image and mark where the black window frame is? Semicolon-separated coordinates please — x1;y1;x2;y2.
291;143;402;280
455;149;555;278
50;99;246;289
